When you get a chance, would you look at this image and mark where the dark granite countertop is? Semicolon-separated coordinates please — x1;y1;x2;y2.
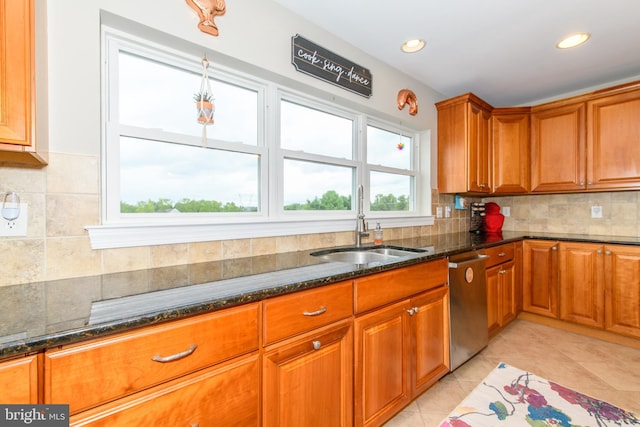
2;231;639;359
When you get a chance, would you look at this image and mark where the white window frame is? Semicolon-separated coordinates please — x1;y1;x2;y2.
87;26;433;249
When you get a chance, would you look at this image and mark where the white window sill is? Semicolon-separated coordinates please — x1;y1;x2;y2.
86;216;435;249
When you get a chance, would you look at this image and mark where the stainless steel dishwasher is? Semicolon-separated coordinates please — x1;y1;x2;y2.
448;251;489;371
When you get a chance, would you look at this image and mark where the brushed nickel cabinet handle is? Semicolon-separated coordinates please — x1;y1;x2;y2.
152;344;197;363
605;250;612;255
303;306;327;316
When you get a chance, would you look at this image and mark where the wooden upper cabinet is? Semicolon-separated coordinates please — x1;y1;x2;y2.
0;0;46;166
530;100;586;192
491;107;530;194
436;93;492;194
587;83;640;190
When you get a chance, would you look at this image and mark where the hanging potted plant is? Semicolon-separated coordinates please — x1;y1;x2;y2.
194;91;214;124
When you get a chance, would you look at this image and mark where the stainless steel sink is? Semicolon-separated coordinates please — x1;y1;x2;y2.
310;246;426;265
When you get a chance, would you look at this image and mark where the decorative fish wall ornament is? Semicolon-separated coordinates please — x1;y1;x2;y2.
185;0;226;36
397;89;418;116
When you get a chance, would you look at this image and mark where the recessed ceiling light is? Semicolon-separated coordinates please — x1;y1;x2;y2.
556;33;590;49
401;39;425;53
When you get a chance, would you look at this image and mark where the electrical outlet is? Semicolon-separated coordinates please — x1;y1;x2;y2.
445;206;452;218
591;205;603;218
0;203;28;236
502;206;511;217
436;207;443;218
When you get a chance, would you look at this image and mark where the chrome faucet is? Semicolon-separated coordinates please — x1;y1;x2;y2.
355;185;369;247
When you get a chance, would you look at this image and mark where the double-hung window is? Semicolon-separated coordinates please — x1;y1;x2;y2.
92;27;429;249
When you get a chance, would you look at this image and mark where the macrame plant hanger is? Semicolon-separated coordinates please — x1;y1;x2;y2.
195;55;215;146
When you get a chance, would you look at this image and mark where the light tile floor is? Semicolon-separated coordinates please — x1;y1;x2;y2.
385;319;640;426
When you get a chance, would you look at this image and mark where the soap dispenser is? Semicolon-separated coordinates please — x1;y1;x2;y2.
373;222;383;245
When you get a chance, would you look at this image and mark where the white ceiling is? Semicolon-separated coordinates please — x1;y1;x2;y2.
271;0;640;106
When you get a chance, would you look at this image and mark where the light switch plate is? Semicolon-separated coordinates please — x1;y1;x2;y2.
591;205;603;218
502;206;511;217
0;203;28;236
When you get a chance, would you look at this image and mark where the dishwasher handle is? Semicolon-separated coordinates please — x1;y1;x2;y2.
448;254;489;269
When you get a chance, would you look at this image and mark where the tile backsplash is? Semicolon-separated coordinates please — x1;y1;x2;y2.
1;152;639;286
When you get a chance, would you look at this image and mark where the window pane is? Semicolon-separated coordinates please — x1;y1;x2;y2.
370;171;411;211
120;137;259;213
119;52;258;145
280;100;353;159
367;126;411;169
283;159;353;210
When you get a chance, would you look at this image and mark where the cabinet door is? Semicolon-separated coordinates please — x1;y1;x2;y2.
486;265;502;336
0;0;46;166
411;286;450;396
559;242;605;328
522;240;559;317
436;93;492;194
263;320;353;427
70;353;260;427
486;261;516;337
491;109;530;194
0;354;39;403
530;102;586;192
604;245;640;339
354;300;410;427
468;100;492;193
500;261;517;327
587;87;640;190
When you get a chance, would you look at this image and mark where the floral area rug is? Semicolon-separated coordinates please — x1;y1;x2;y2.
439;362;640;427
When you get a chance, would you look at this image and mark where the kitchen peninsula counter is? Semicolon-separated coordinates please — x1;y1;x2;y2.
2;231;640;359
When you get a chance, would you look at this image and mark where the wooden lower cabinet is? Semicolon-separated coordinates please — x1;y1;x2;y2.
559;242;605;328
0;354;39;403
487;260;517;337
522;240;559;318
354;286;449;427
70;353;260;427
605;244;640;338
263;319;353;427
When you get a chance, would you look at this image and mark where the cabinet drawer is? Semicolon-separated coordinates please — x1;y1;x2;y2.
46;302;259;414
263;281;353;345
354;259;448;313
70;353;260;427
484;243;515;268
0;354;39;404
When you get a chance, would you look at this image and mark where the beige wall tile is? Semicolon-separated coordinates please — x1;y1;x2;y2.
275;235;300;253
0;239;45;286
150;243;189;268
251;237;276;256
46;237;101;280
188;241;222;263
102;246;150;274
46;194;99;237
222;239;251;259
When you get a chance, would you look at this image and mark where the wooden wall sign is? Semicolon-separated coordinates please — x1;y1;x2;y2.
291;34;372;98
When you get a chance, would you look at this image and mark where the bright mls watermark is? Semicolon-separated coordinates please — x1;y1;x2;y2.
0;405;69;426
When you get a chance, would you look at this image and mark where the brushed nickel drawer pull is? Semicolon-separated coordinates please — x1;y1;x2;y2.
312;340;321;350
498;252;506;257
303;306;327;316
152;344;197;363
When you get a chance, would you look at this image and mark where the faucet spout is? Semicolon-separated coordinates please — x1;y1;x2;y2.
355;185;369;247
